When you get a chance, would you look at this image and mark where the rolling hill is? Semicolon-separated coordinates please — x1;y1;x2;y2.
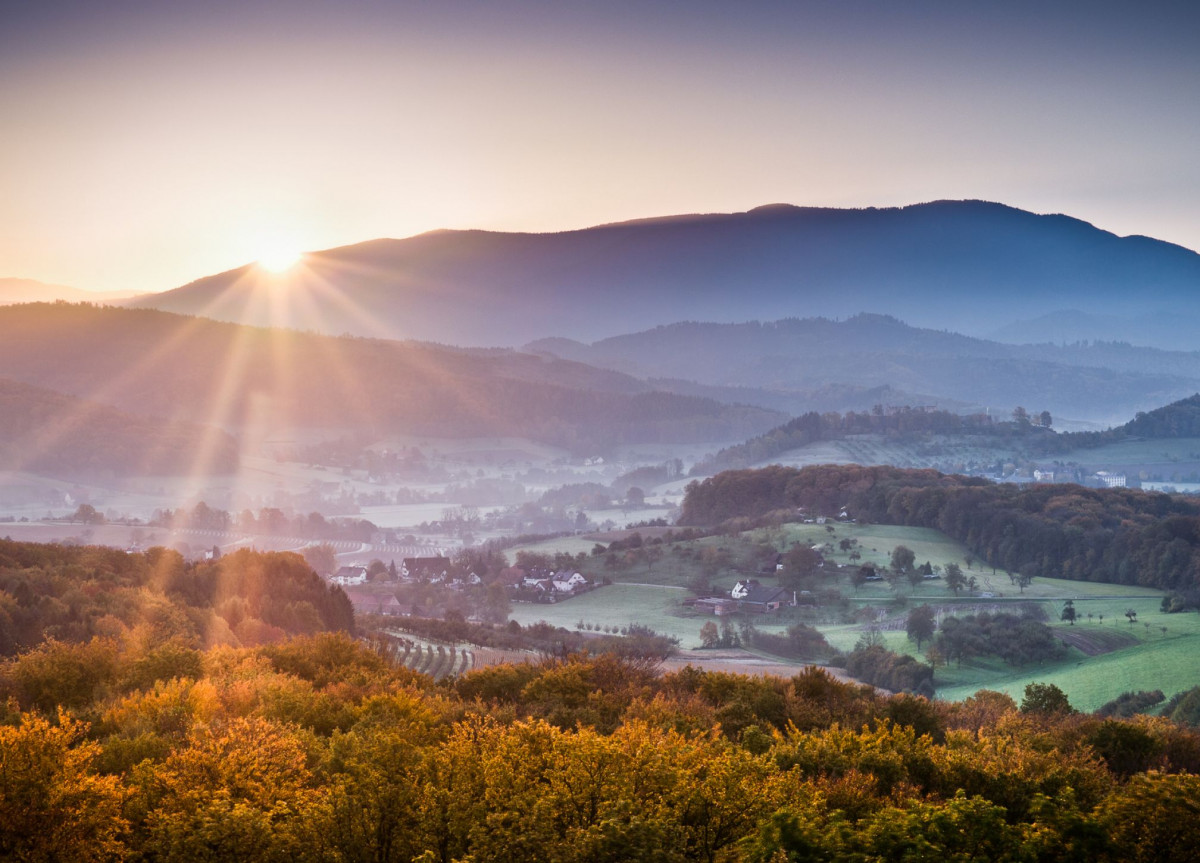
0;304;781;451
0;377;238;477
527;315;1200;426
123;200;1200;348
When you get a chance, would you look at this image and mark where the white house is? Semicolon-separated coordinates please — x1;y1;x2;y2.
332;565;368;586
551;571;589;594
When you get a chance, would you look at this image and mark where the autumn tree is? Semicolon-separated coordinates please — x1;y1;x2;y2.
302;543;337;576
1020;682;1074;715
0;710;129;862
138;716;332;861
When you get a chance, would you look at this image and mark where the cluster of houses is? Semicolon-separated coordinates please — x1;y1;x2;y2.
328;556;594;605
330;556;476;587
497;566;592;603
690;579;796;616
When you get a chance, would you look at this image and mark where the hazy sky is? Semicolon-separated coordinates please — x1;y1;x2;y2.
3;0;1199;294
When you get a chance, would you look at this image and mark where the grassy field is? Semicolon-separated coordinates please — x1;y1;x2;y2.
503;519;1200;712
507;583;701;644
1053;436;1200;469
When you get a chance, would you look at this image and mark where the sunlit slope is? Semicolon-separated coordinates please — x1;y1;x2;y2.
0;304;781;447
0;377;237;476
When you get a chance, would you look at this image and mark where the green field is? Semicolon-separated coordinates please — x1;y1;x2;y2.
506;520;1200;712
507;583;700;644
1054;436;1200;469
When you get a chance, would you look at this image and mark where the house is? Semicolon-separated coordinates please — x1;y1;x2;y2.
378;595;404;616
402;556;451;582
730;579;793;613
332;565;368;586
1095;471;1126;488
1033;469;1056;483
551;571;589;594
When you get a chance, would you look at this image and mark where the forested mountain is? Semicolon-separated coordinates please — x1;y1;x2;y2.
0;304;780;449
679;464;1200;592
125;200;1200;347
0;377;237;476
529;315;1200;424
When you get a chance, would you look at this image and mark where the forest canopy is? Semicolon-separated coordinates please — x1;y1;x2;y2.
680;464;1200;591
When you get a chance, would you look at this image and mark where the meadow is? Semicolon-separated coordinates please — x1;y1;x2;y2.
506;520;1195;712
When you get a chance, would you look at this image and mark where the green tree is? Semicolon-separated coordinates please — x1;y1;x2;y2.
781;542;823;588
1061;599;1077;625
71;503;105;525
944;562;966;595
906;604;936;649
1020;682;1074;715
851;564;873;593
890;545;916;574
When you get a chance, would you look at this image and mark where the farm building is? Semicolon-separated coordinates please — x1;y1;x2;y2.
731;579;793;613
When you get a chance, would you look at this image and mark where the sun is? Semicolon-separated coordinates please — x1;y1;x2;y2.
256;241;303;273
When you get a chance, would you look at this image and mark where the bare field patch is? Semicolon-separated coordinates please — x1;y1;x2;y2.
663;649;857;683
1055;627;1139;656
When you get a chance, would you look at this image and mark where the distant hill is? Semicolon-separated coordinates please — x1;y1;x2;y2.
989;308;1200;351
0;277;135;305
1089;393;1200;441
124;200;1200;347
0;377;237;476
527;315;1200;426
0;304;781;450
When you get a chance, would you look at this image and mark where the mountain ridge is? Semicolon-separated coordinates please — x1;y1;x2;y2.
525;315;1200;426
123;200;1200;348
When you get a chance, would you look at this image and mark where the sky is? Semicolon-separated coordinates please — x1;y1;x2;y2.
2;0;1199;295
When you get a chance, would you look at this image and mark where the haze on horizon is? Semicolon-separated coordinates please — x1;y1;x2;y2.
2;0;1199;295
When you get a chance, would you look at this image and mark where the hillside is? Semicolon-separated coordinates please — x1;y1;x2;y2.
0;304;781;449
0;378;238;477
679;463;1200;592
529;315;1200;425
124;200;1200;347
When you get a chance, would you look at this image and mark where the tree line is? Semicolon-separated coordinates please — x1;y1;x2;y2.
0;539;353;657
680;464;1200;591
696;393;1200;476
5;631;1200;861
